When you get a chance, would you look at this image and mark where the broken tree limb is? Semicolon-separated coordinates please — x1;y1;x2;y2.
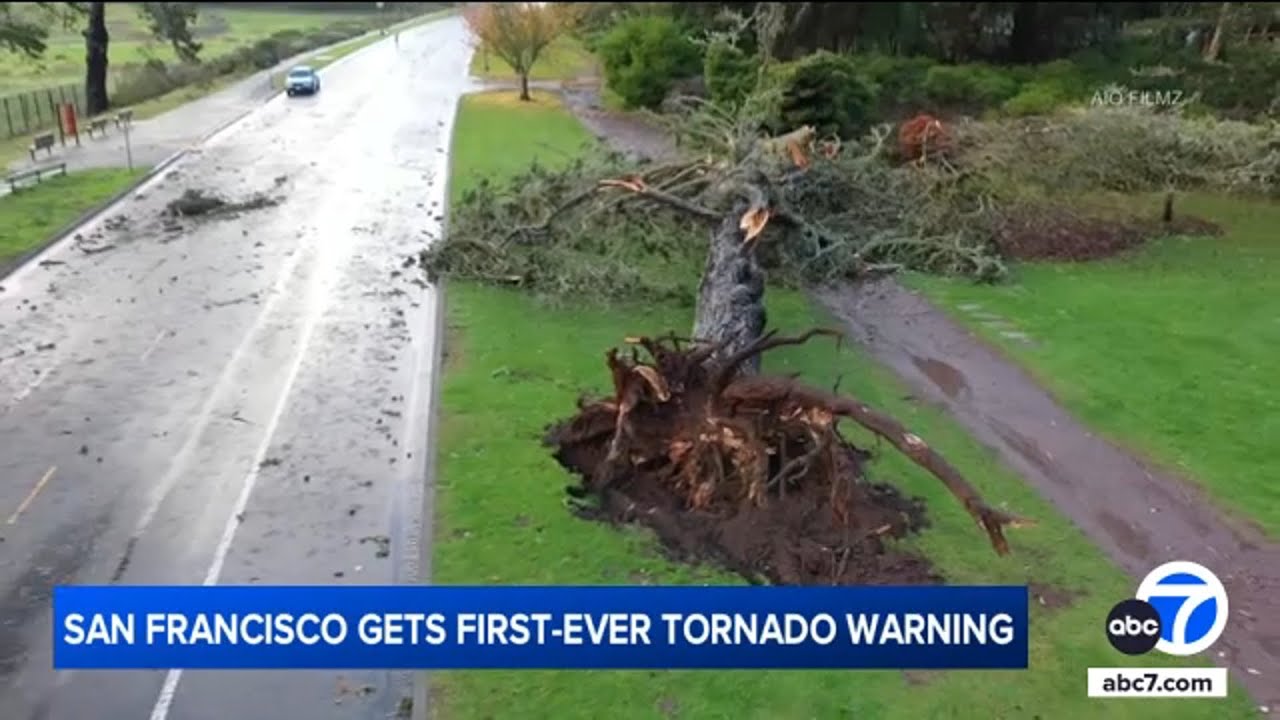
723;376;1033;555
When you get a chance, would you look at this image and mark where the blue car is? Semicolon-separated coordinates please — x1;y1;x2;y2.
285;66;321;96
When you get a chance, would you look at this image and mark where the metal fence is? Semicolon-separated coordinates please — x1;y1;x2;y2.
0;84;88;140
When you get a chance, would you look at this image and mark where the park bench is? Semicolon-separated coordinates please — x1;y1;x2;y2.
87;117;111;138
28;131;56;162
4;162;67;193
114;109;134;129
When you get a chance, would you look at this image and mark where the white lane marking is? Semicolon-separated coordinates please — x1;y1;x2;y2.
8;466;57;525
139;330;168;363
125;243;304;546
148;275;328;720
7;365;52;410
149;152;347;720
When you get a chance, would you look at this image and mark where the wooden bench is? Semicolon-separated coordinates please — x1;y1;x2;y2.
4;162;67;193
114;109;133;129
28;132;56;162
87;117;111;138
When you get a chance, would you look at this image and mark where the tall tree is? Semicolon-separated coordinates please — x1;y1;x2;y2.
463;2;578;101
1;2;82;57
83;1;203;115
139;2;202;63
84;1;108;115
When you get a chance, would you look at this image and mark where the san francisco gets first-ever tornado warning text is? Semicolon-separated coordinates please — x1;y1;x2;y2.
62;611;1019;647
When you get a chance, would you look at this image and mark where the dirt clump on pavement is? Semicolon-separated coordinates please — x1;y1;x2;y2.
163;188;281;219
546;330;1028;586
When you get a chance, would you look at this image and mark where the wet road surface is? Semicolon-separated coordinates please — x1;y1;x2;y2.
822;279;1280;714
0;17;471;720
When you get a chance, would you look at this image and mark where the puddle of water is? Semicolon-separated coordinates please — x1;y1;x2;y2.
909;354;969;399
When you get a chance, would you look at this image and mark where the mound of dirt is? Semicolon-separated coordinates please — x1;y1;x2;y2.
544;330;1025;586
993;206;1223;262
163;188;280;219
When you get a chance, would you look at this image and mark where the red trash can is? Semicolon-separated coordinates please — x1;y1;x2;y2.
60;102;78;137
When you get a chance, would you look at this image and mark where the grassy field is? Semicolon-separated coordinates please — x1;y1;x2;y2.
909;194;1280;537
0;168;145;266
468;35;597;83
0;4;380;92
428;92;1258;719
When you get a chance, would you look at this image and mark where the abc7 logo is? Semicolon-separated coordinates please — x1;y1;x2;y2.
1106;561;1229;656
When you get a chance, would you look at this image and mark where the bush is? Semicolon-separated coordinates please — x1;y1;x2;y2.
922;63;1020;109
597;15;701;110
1195;46;1280;118
769;51;876;138
110;21;372;111
703;41;756;109
857;53;936;113
1001;81;1069;117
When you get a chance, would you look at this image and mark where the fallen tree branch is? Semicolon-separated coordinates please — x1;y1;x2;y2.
724;377;1033;555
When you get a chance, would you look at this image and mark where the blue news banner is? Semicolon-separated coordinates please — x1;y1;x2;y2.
53;586;1028;670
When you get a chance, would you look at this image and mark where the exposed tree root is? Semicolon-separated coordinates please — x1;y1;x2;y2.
546;329;1029;586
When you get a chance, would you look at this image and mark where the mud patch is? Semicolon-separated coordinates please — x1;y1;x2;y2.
162;188;281;220
902;669;944;686
993;205;1222;262
1028;581;1078;611
542;331;1024;587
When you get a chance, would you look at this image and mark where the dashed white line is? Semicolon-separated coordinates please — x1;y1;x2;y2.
139;330;168;362
8;466;57;525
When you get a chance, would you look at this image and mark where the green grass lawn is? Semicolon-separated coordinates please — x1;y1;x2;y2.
0;168;145;266
468;34;597;83
909;194;1280;537
0;4;379;92
429;92;1258;719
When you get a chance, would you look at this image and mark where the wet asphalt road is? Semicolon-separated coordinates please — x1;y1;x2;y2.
0;17;471;720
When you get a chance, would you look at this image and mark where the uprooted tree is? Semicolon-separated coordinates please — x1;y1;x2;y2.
426;91;1033;579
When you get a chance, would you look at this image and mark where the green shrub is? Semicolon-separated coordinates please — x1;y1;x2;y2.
922;63;1020;108
857;53;935;112
597;15;701;110
1198;46;1280;117
703;41;756;109
770;51;876;138
1001;80;1070;117
110;21;372;110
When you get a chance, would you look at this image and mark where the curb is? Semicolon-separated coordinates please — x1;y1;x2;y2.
0;148;187;284
410;42;468;720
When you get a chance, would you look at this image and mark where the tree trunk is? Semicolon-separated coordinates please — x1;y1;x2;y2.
1008;3;1041;63
84;2;109;116
692;202;767;374
1204;1;1230;61
519;71;530;101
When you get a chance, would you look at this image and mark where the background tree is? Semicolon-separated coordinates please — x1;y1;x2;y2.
84;1;108;114
83;1;203;115
0;2;83;57
463;2;578;101
139;2;202;63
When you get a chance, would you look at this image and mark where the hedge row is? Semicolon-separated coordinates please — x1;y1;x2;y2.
593;15;1278;138
112;20;375;109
